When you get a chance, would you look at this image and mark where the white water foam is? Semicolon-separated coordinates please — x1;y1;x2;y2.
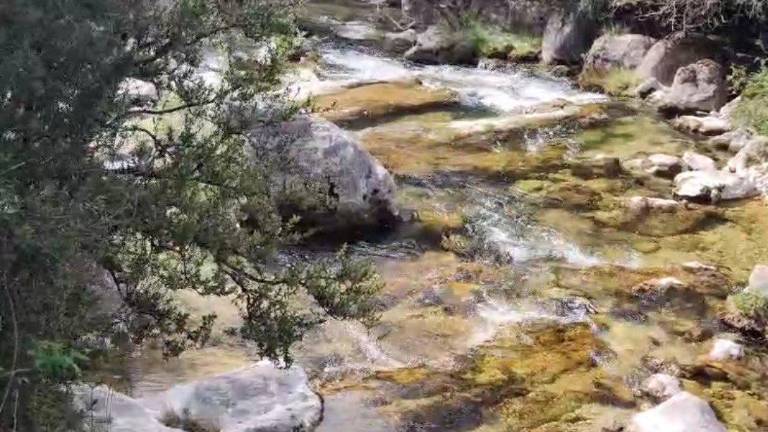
312;47;606;113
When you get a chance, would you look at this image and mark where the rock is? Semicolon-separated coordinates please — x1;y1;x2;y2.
708;338;744;361
75;363;321;432
383;29;416;53
628;392;727;432
541;9;598;65
641;373;682;401
674;170;758;203
570;156;623;179
625;196;680;215
118;78;158;104
314;81;459;125
157;363;322;431
654;60;729;114
682;151;717;172
644;154;683;178
636;33;723;85
583;34;657;72
74;386;177;432
635;78;662;98
720;289;768;338
631;277;686;303
672;115;731;136
404;25;478;65
748;265;768;296
248;117;398;229
332;21;383;43
707;129;759;153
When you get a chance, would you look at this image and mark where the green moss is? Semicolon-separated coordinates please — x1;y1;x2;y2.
465;20;541;60
733;67;768;136
729;291;768;321
579;68;642;97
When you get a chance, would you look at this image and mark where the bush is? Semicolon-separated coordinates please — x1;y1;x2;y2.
733;67;768;136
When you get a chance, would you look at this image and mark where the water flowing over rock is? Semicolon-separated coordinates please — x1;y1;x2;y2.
248;117;398;229
542;9;598;65
748;265;768;296
583;34;656;72
75;363;322;432
628;392;727;432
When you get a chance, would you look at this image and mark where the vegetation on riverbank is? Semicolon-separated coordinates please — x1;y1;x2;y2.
0;1;382;430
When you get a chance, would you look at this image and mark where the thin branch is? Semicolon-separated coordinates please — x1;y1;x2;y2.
0;276;19;417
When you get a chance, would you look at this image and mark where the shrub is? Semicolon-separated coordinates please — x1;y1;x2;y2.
464;19;541;61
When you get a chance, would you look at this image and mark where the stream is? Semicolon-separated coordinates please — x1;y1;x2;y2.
118;2;768;431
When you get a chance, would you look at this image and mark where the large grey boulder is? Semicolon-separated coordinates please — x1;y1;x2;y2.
583;34;657;72
674;170;758;202
653;60;729;114
383;29;417;53
629;392;726;432
637;33;723;85
248;117;398;229
542;9;599;65
404;25;478;65
75;363;321;432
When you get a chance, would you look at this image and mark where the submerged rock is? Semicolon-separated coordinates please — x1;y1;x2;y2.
248;117;398;229
75;363;322;432
628;392;727;432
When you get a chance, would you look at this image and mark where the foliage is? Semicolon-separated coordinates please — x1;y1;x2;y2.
0;0;382;430
733;66;768;136
610;0;768;31
729;290;768;322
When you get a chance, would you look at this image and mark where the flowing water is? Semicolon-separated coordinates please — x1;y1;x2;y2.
122;2;768;431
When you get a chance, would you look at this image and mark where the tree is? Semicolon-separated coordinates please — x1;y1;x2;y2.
0;0;382;429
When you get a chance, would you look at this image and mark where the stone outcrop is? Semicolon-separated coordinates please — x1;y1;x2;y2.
248;117;398;229
628;392;727;432
636;33;723;85
583;33;657;72
404;25;478;65
74;363;322;432
542;9;599;65
652;60;729;114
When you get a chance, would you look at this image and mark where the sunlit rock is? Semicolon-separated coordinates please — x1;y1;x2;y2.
75;363;322;432
682;151;718;172
673;170;758;202
628;392;727;432
708;338;744;361
641;373;681;401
